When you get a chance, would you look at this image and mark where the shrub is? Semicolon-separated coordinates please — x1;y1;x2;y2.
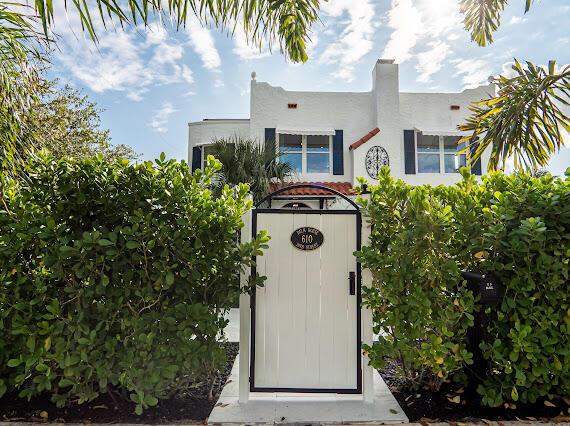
0;153;268;413
357;167;569;406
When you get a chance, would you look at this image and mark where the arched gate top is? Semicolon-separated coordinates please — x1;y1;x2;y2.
256;184;359;210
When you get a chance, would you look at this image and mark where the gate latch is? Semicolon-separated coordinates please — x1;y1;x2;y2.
349;272;355;295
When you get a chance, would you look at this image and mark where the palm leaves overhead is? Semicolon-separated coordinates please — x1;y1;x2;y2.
460;60;570;172
460;0;534;46
0;0;319;179
31;0;319;63
0;3;45;180
210;136;293;203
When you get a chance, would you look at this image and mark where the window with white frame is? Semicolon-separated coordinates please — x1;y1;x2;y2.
279;134;332;174
417;133;466;173
202;145;216;169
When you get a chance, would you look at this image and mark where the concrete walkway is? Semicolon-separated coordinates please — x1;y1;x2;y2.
208;354;408;425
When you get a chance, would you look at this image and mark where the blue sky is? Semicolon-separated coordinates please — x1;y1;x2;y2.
47;0;570;175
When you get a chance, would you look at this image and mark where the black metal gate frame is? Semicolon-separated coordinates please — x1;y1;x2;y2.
249;184;363;394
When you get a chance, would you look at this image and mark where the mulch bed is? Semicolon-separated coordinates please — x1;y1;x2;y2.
379;359;570;423
0;342;238;424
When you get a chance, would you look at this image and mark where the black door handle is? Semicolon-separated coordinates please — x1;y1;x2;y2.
349;271;355;295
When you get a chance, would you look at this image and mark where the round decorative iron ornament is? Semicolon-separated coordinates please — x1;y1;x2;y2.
365;146;390;179
291;227;324;251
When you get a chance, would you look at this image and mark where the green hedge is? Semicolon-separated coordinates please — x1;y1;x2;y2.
0;153;268;413
357;168;569;406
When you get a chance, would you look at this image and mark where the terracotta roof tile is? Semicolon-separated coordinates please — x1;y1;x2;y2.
349;127;380;150
269;181;355;196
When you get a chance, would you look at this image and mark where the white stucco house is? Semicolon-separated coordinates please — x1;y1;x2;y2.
188;59;493;208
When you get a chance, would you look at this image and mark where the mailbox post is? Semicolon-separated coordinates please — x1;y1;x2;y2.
460;271;504;397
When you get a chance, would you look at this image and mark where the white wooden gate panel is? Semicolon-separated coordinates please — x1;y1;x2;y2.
253;212;358;391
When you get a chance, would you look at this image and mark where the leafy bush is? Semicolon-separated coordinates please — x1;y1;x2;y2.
357;167;569;406
0;153;267;413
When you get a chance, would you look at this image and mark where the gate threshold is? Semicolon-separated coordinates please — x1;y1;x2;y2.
208;354;408;425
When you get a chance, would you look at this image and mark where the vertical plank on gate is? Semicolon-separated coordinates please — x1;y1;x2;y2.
253;213;267;386
318;213;335;387
361;214;374;401
331;214;349;387
239;200;252;403
304;213;322;386
345;214;358;389
275;214;301;385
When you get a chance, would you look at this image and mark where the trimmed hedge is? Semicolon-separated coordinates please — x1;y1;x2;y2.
0;153;268;413
357;167;569;407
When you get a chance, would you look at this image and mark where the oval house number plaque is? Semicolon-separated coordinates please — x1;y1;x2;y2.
291;227;324;251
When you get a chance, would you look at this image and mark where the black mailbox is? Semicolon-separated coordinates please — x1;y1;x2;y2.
460;270;504;399
461;271;503;306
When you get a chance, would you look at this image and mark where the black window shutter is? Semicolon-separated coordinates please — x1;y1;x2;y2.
264;128;276;154
470;137;482;175
333;130;344;175
191;146;202;172
404;130;416;174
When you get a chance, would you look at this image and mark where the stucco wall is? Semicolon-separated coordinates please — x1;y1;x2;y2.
187;119;251;164
249;81;376;183
351;82;495;186
187;62;494;187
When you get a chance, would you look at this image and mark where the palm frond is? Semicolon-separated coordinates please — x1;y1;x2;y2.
459;60;570;172
0;2;46;180
210;136;293;203
459;0;535;46
31;0;320;63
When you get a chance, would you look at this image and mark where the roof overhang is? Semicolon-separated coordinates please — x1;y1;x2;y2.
276;127;336;136
419;129;471;137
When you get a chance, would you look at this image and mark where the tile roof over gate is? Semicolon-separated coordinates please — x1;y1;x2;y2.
269;181;355;196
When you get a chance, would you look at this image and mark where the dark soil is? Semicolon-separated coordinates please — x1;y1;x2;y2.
0;342;238;424
379;359;570;423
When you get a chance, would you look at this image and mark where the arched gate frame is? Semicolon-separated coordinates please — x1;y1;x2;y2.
238;185;374;402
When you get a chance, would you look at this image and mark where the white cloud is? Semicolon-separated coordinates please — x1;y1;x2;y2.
185;17;221;70
214;78;225;88
232;25;270;60
509;16;527;25
382;0;465;83
319;0;375;81
382;0;423;63
181;65;194;84
51;12;195;101
453;58;492;89
150;102;177;133
416;41;451;83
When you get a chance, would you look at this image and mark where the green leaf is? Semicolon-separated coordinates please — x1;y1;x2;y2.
98;239;114;246
144;395;159;406
511;386;519;401
165;272;174;285
7;359;22;367
126;240;138;249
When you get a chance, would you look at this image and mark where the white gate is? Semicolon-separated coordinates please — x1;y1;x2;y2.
249;187;361;394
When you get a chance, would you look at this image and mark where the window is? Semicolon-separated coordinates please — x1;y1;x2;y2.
202;145;216;169
417;134;440;173
279;134;303;173
278;134;332;174
416;133;466;174
307;135;330;173
443;136;467;173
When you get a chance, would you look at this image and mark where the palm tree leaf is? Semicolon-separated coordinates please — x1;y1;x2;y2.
459;60;570;172
30;0;320;63
209;135;293;203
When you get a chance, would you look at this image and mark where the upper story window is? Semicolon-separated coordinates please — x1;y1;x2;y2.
416;133;466;174
279;134;332;174
280;134;303;172
202;145;216;169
